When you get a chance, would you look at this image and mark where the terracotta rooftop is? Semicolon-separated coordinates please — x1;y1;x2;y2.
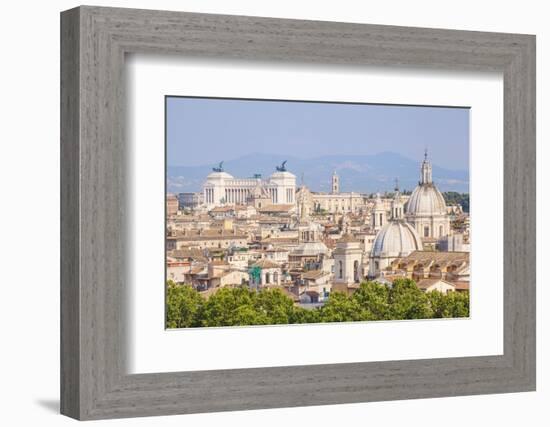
416;278;455;289
257;204;294;213
263;285;300;302
167;248;207;261
210;206;235;213
302;270;330;280
390;251;469;266
450;281;470;291
251;259;281;269
167;229;248;241
337;233;359;243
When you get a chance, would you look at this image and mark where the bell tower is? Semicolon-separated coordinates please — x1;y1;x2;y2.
331;171;340;194
371;193;386;232
391;180;404;220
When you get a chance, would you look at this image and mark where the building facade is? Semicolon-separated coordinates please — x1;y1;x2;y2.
203;164;296;209
166;194;179;216
178;192;204;209
312;192;367;214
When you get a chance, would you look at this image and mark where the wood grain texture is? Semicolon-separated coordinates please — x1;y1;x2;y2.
60;6;536;420
60;7;80;419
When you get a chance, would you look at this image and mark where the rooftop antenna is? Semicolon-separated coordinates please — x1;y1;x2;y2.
424;147;428;161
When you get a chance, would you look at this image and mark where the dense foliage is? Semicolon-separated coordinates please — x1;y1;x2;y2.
442;191;470;213
166;278;470;328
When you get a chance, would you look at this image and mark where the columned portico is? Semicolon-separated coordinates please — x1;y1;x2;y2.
203;166;296;208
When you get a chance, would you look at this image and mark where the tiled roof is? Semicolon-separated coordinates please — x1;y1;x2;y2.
338;233;359;243
252;259;281;269
167;229;248;241
416;278;455;289
258;204;294;213
302;270;330;280
390;251;469;267
263;285;300;302
450;281;470;290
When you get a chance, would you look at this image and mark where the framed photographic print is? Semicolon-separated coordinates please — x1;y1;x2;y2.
61;6;536;420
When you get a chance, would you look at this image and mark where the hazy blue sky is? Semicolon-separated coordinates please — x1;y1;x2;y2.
166;96;469;170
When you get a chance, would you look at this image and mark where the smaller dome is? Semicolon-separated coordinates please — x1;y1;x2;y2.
406;183;447;216
371;220;422;258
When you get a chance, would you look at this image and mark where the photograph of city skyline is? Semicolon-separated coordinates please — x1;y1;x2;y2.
165;96;470;329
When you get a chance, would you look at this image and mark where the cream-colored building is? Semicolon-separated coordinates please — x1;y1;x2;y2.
416;278;456;294
294;172;368;214
166;194;179;216
166;259;189;283
212;270;250;287
166;229;249;251
312;192;367;214
203;163;296;208
249;259;282;287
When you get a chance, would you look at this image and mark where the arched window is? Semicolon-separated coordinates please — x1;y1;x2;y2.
339;261;343;279
424;226;430;237
353;260;359;282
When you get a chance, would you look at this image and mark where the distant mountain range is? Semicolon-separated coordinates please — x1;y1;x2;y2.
167;151;469;194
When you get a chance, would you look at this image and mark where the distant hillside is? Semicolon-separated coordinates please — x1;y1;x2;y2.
167;151;469;194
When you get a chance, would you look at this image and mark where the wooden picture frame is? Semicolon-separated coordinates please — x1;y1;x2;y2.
60;5;536;420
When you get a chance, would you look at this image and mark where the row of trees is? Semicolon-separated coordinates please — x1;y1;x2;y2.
166;279;469;328
442;191;470;213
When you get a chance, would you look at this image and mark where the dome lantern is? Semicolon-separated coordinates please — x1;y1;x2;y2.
420;148;433;184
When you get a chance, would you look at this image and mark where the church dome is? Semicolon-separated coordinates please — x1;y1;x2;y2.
371;220;423;257
406;150;447;216
406;183;447;216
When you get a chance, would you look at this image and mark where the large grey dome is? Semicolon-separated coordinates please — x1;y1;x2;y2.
371;220;423;257
406;183;447;216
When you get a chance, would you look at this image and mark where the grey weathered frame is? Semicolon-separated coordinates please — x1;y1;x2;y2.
60;5;536;421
